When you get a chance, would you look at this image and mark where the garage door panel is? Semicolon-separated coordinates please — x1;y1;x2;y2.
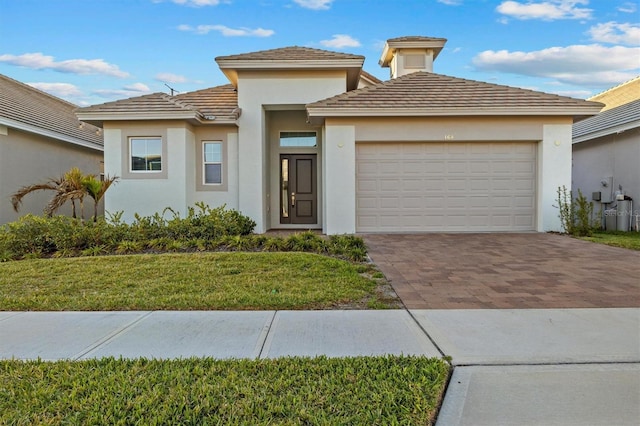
356;142;536;232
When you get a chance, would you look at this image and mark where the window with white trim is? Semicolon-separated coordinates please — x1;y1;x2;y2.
203;141;223;184
130;137;162;172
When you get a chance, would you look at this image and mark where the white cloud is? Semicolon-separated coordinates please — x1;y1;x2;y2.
552;89;595;98
496;0;592;21
0;52;129;78
437;0;463;5
618;2;637;13
320;34;361;49
588;22;640;46
293;0;333;10
93;82;152;98
178;24;274;37
27;82;83;98
155;72;188;83
473;44;640;87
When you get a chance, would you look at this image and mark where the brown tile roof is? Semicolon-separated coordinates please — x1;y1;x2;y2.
387;36;447;43
215;46;364;62
76;85;239;124
0;73;103;149
307;71;603;116
174;84;238;120
77;92;198;115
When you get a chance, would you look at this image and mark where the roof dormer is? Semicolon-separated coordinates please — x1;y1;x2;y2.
379;36;447;79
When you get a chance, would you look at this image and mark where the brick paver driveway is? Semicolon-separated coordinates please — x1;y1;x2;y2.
364;233;640;309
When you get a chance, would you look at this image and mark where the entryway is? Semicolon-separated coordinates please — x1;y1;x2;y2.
280;154;317;225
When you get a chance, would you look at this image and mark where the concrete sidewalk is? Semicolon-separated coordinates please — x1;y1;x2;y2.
2;308;639;425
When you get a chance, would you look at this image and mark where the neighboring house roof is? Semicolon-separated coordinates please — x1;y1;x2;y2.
588;76;640;111
0;73;103;151
76;85;239;126
307;71;603;119
215;46;365;90
572;99;640;144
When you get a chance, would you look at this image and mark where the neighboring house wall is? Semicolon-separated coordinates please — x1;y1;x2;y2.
572;127;640;215
0;127;103;223
236;70;347;233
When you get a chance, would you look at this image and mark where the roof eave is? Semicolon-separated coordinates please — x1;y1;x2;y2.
307;106;604;118
0;117;103;152
76;111;201;126
216;58;364;70
573;119;640;144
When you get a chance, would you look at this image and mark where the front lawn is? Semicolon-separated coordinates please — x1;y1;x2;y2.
0;356;450;425
579;231;640;251
0;252;395;311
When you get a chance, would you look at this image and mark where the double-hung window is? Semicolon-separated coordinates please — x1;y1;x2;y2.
203;141;222;185
130;137;162;172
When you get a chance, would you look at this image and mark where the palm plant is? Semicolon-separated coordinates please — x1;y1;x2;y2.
11;174;76;218
44;167;88;220
84;174;119;222
11;167;118;221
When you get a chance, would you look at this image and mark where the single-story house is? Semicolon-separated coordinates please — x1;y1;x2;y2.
0;74;104;224
572;77;639;228
76;36;602;234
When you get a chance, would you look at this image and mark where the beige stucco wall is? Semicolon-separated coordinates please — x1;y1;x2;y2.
572;128;640;220
236;70;347;233
322;115;574;234
103;121;240;222
0;127;103;224
189;126;240;210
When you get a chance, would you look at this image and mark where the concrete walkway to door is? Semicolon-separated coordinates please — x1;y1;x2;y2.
363;233;640;309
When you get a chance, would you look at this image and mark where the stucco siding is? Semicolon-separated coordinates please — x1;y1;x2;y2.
104;122;188;222
237;70;347;232
572;128;640;212
0;127;103;224
323;124;356;234
539;123;573;232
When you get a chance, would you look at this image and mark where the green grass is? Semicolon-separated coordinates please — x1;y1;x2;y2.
0;356;449;425
579;231;640;250
0;252;386;311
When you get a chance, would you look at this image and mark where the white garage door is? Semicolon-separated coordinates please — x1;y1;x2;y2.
356;142;537;232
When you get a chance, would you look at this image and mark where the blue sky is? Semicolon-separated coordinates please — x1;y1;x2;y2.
1;0;638;106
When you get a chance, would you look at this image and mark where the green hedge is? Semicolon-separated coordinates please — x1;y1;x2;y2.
0;203;367;262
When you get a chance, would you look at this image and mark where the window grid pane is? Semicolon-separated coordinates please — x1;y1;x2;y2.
131;138;162;172
203;142;222;184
